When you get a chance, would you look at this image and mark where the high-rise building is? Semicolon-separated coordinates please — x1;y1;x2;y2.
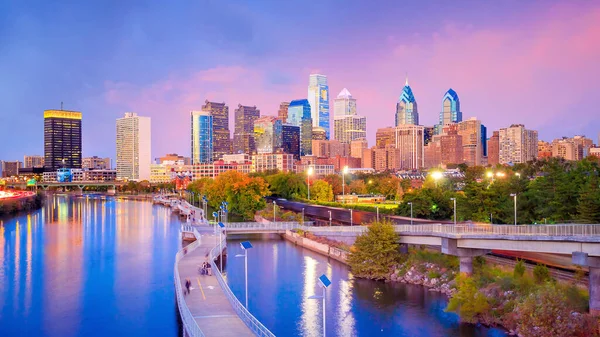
376;127;396;148
487;131;500;166
252;153;295;173
361;147;376;169
374;146;401;172
350;138;368;159
282;124;301;160
498;124;538;164
288;99;312;156
537;140;552;159
23;155;44;168
435;89;462;134
44;109;82;170
233;105;260;154
191;110;213;164
83;156;111;170
457;118;484;166
333;88;366;144
312;127;327;140
572;135;595;158
395;125;425;170
277;102;290;122
307;74;330;138
424;126;435;145
440;124;463;166
395;78;418;126
424;138;442;168
1;161;21;177
333;88;357;116
202;101;230;161
551;136;594;161
116;112;151;181
254;116;283;154
157;153;191;165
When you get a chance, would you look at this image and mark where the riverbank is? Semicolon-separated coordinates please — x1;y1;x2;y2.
0;191;44;217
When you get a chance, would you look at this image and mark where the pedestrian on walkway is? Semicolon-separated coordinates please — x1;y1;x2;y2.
185;278;191;295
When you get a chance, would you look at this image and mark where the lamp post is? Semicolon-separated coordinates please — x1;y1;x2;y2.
273;201;277;222
302;208;305;224
342;166;348;203
307;167;314;200
235;241;253;309
308;274;331;337
350;209;353;226
407;202;413;225
218;222;225;272
510;193;517;225
376;206;379;222
450;198;457;225
328;211;332;227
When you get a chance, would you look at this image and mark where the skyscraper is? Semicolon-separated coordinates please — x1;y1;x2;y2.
277;102;290;122
395;125;425;170
202;101;230;161
116;112;151;181
191;110;213;164
376;127;396;148
307;74;330;139
233;105;260;154
288;99;312;156
333;88;366;144
23;155;44;168
457;118;484;166
282;124;301;160
499;124;538;164
254;116;282;154
395;78;418;126
44;109;82;170
487;131;500;166
435;89;462;134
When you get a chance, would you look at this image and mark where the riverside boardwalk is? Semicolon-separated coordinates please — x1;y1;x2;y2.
177;225;254;337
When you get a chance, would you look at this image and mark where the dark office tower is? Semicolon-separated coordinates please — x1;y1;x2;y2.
278;102;290;122
44;109;82;170
233;104;260;154
282;124;301;160
202;100;230;161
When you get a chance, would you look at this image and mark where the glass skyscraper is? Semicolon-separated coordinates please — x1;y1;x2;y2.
395;78;419;126
254;116;283;154
288;99;312;156
333;88;366;143
44;109;82;170
282;124;300;160
435;88;462;134
202;100;230;161
233;104;260;154
191;110;213;164
307;74;330;139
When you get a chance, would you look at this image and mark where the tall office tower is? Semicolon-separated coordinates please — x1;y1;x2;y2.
288;99;312;156
395;77;418;126
312;127;327;140
350;138;368;159
435;89;462;134
1;161;21;177
116;112;151;181
537;140;552;159
333;88;357;116
307;74;330;138
83;156;111;169
333;88;366;143
282;124;301;160
202;101;230;161
233;104;260;154
277;102;290;122
487;131;500;165
457;118;484;166
395;125;425;170
376;127;396;148
440;124;463;165
190;110;213;164
423;126;435;145
23;155;44;168
254;116;283;154
44;109;82;170
361;147;376;169
498;124;538;164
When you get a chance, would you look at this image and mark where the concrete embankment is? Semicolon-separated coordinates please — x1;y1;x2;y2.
282;230;349;264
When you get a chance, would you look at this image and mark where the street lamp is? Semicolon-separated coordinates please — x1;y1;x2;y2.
450;198;457;225
350;209;353;226
273;200;277;222
376;206;379;222
328;210;332;227
510;193;517;225
218;222;225;272
235;241;253;309
431;171;443;187
407;202;413;225
308;274;331;337
342;166;349;203
302;207;305;224
307;167;314;200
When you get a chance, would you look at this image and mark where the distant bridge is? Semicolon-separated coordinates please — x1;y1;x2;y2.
8;181;124;192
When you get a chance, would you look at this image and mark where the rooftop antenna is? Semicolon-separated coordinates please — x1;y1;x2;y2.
61;101;63;110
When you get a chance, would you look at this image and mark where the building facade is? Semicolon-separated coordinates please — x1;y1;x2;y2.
44;109;82;170
191;110;213;164
23;155;45;168
440;124;463;166
334;115;367;144
350;138;368;159
254;116;283;154
498;124;538;164
281;124;301;160
311;127;327;141
376;127;396;149
457;118;484;166
487;131;500;166
288;99;312;156
537;140;552;159
1;161;21;177
277;102;290;122
116;112;151;181
252;153;295;173
395;78;418;126
158;153;191;165
395;125;425;170
435;89;462;134
233;104;260;154
202;101;230;161
83;156;111;170
307;74;330;138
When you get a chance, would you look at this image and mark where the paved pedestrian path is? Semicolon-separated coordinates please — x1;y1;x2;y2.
178;227;254;337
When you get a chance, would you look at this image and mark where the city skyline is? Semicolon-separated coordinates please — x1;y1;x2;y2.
1;1;599;161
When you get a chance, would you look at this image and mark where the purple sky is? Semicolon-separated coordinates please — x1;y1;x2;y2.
1;1;599;162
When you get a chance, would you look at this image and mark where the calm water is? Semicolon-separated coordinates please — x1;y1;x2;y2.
225;238;507;337
0;194;182;337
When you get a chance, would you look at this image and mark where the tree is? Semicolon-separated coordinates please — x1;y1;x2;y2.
227;176;270;220
349;180;367;194
347;221;401;280
267;172;307;199
323;174;343;196
446;274;490;324
577;175;600;223
310;179;333;202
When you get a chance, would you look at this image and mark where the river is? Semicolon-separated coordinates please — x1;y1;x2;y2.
0;195;505;336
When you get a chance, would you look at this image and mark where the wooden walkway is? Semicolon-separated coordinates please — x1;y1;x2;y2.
177;227;254;337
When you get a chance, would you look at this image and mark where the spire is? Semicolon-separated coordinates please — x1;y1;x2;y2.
405;73;409;86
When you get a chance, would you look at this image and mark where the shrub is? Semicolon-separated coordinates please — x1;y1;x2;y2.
347;221;401;280
428;270;442;279
514;260;526;278
446;274;490;323
533;264;552;283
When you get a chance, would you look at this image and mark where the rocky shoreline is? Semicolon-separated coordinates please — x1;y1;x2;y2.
389;261;457;297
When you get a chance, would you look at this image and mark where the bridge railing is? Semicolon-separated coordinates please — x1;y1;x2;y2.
209;238;275;337
225;222;308;231
174;228;205;337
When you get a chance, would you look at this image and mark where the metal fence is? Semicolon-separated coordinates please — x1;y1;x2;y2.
174;230;205;337
209;238;276;337
225;222;308;231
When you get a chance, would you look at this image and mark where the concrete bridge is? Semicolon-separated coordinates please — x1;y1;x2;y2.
11;181;123;195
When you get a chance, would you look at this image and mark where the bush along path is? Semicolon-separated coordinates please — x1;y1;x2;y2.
347;221;600;337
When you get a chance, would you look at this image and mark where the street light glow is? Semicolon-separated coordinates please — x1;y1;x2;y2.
307;167;314;176
431;171;443;180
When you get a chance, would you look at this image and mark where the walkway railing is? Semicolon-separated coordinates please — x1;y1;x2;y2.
209;238;275;337
174;229;205;337
225;222;308;231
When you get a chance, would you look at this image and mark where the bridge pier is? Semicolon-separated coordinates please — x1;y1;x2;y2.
573;252;600;316
441;238;490;275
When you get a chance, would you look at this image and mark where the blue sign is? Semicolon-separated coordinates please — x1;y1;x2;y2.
212;212;218;217
240;241;253;250
319;274;331;288
218;222;225;228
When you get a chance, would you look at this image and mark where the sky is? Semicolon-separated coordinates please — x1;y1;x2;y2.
1;0;599;162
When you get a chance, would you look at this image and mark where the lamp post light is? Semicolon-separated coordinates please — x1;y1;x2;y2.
308;274;332;337
342;166;349;203
450;197;457;225
302;208;305;224
218;222;225;272
307;167;314;200
235;241;253;309
407;202;413;225
431;171;443;188
350;209;353;226
376;206;379;222
510;193;517;225
273;200;277;222
328;211;332;227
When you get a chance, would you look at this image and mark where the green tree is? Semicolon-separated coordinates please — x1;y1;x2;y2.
347;221;401;280
514;260;526;278
349;179;367;194
446;274;490;324
310;179;334;202
577;175;600;223
227;176;271;220
267;172;307;199
323;174;343;196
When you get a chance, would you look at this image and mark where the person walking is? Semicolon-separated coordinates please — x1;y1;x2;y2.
185;278;191;295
